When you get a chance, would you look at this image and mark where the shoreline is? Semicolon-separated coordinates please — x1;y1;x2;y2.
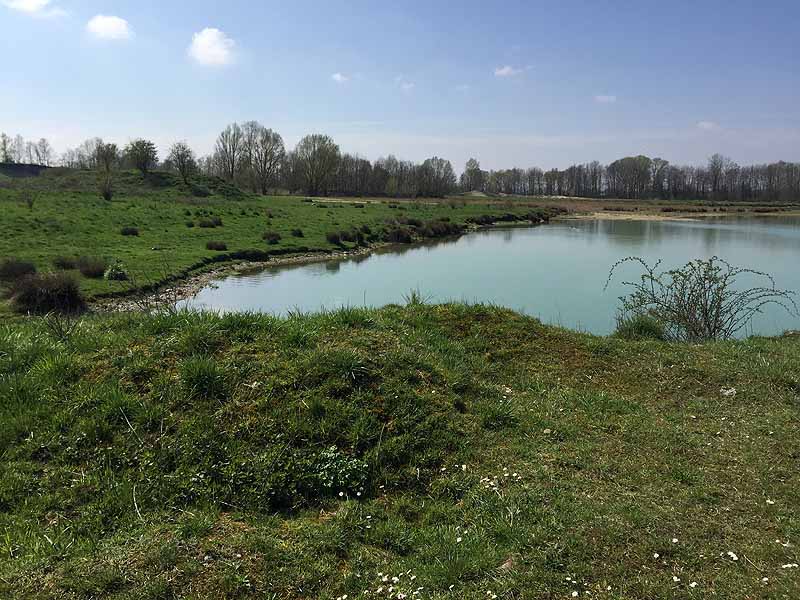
91;222;538;312
560;209;800;222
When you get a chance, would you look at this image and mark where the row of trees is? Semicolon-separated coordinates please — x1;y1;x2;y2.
0;133;54;166
462;155;800;202
4;127;798;201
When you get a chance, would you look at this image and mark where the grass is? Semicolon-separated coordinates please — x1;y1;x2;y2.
0;168;562;316
1;303;798;598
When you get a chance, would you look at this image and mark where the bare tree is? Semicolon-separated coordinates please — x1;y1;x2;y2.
167;141;197;184
252;126;285;194
215;123;244;182
95;142;119;201
1;133;12;163
34;138;53;166
294;134;340;196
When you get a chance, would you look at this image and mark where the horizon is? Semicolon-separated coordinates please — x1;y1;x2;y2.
2;0;799;170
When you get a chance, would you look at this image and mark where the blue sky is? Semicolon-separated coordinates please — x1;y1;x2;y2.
2;0;799;170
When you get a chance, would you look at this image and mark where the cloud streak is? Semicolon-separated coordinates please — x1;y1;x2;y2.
331;72;350;83
494;65;526;77
594;95;617;104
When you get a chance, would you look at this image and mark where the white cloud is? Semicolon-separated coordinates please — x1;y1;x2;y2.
331;72;350;83
2;0;65;17
697;120;719;131
394;75;415;92
188;28;236;67
494;65;524;77
594;95;617;104
86;15;132;40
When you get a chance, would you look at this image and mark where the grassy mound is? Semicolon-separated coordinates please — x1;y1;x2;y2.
1;304;798;598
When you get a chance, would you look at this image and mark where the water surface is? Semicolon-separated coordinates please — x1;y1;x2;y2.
180;216;800;336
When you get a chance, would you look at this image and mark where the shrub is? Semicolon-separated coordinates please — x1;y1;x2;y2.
52;256;78;270
326;231;342;245
120;226;139;237
606;256;799;341
340;229;357;243
0;258;37;282
383;227;413;244
614;312;667;341
197;218;216;228
262;231;281;245
7;273;85;314
211;216;223;227
77;256;108;279
104;262;129;282
291;229;304;238
190;183;211;197
185;221;195;228
206;241;228;251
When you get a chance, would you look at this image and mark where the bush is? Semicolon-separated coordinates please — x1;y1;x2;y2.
383;227;413;244
607;256;799;341
7;273;85;314
120;226;139;237
52;256;78;270
206;241;228;251
340;229;357;243
0;258;37;282
262;231;281;245
197;218;216;228
614;312;667;341
77;256;109;279
326;231;342;245
291;229;304;238
190;183;211;197
185;221;195;228
104;262;129;282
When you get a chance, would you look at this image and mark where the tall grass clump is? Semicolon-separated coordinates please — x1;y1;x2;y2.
77;256;109;279
179;356;227;400
0;258;37;282
613;311;667;341
120;226;140;237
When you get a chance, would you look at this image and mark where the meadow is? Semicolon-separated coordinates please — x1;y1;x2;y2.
0;303;798;598
0;169;560;314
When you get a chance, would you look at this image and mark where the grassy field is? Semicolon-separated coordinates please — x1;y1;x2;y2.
0;169;560;312
1;303;798;598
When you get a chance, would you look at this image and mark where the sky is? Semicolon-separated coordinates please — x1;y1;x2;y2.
2;0;799;171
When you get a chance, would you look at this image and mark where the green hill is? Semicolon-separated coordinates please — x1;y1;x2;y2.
1;304;798;598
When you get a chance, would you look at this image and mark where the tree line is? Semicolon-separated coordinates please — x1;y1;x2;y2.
3;125;798;201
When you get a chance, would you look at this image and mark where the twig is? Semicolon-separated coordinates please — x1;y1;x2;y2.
120;408;143;445
133;484;144;521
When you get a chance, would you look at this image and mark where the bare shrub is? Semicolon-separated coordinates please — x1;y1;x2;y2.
606;256;798;341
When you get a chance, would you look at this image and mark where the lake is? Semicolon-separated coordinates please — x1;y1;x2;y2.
180;216;800;336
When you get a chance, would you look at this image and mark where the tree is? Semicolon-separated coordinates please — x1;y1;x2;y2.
95;142;119;201
294;134;340;196
124;139;158;175
0;133;11;163
251;127;285;194
167;141;197;184
461;158;485;192
34;138;53;166
215;123;244;182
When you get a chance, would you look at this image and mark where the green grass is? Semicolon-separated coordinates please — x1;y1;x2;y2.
0;168;559;312
1;303;798;598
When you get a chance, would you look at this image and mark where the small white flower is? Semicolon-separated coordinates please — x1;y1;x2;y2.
672;538;678;544
456;536;463;543
727;551;739;561
766;499;775;505
572;592;579;598
653;553;660;559
673;576;680;583
689;581;698;588
338;491;344;497
782;563;799;569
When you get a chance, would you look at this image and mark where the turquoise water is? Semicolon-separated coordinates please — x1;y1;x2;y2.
180;217;800;336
